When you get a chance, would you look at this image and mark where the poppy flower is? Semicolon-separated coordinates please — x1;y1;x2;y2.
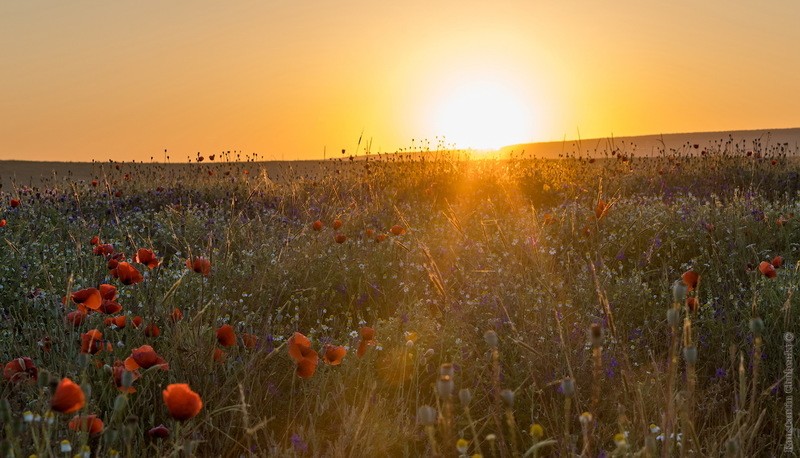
90;235;100;246
3;357;38;383
312;220;324;231
322;344;347;366
50;378;86;414
66;310;87;326
332;219;343;230
686;296;699;313
72;288;102;312
334;234;347;244
104;316;126;329
170;308;183;323
68;414;104;435
135;248;160;269
124;345;168;371
131;316;143;328
144;323;161;337
98;300;123;315
241;333;259;349
115;262;143;285
375;234;387;243
213;348;226;363
357;327;376;358
365;228;375;237
216;324;236;347
80;329;107;355
287;332;312;362
99;284;117;301
112;362;139;393
296;348;319;378
162;383;203;421
390;225;406;236
681;270;700;291
93;244;114;256
38;336;52;353
147;424;170;439
758;261;777;278
772;256;783;269
595;199;609;220
0;219;6;228
10;198;20;208
186;257;211;276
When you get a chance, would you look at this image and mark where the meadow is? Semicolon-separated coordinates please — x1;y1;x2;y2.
1;137;798;457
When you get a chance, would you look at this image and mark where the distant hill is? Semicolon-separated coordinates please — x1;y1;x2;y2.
499;127;800;158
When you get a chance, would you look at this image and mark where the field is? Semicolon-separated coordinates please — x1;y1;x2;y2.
1;139;798;457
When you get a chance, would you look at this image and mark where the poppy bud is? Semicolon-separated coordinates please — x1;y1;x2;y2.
500;388;515;408
560;377;575;397
436;377;454;398
416;405;437;426
667;308;681;328
749;317;765;336
439;363;454;378
682;346;698;365
484;330;498;348
113;394;127;415
672;280;687;303
458;388;472;406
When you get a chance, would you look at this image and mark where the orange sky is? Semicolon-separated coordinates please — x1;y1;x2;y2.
2;1;799;162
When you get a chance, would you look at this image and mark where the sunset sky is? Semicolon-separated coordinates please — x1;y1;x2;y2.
2;1;799;162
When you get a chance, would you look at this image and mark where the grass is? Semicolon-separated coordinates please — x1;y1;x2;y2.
0;139;798;456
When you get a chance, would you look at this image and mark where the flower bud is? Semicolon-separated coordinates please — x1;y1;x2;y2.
416;405;437;426
672;280;687;303
667;308;681;327
529;423;544;440
437;377;454;398
440;363;454;378
499;389;515;408
682;346;698;365
458;388;472;406
579;411;593;425
749;317;764;336
560;377;575;397
484;330;498;348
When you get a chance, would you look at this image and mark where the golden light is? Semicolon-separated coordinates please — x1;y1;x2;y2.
431;77;535;150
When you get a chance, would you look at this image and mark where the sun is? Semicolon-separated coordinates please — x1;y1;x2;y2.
431;77;535;151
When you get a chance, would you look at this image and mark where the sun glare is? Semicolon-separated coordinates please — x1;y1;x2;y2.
432;78;535;151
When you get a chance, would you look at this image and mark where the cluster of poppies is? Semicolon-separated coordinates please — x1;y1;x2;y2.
287;327;376;379
311;218;406;244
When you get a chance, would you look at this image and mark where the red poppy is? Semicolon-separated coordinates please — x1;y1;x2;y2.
135;248;160;269
375;234;387;243
758;261;777;278
10;198;20;208
144;323;161;337
681;270;700;291
365;228;375;237
38;336;52;352
68;414;104;435
66;310;87;326
50;378;86;414
288;332;312;362
170;308;183;323
357;327;376;358
332;219;343;230
80;329;108;355
116;262;143;285
90;235;100;246
99;284;117;301
296;348;319;378
131;316;143;328
112;361;139;393
124;345;169;371
98;299;123;315
334;234;347;244
312;220;324;231
216;324;236;347
93;244;114;256
322;344;347;366
241;333;259;349
104;315;126;329
3;357;38;383
0;219;6;228
72;288;102;312
147;424;170;439
213;348;226;363
686;296;699;313
186;257;211;276
390;225;406;236
162;383;203;421
772;256;783;269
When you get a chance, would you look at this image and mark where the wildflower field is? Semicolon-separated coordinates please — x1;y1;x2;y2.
1;138;798;457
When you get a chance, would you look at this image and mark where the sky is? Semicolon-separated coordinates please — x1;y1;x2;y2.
2;1;799;162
